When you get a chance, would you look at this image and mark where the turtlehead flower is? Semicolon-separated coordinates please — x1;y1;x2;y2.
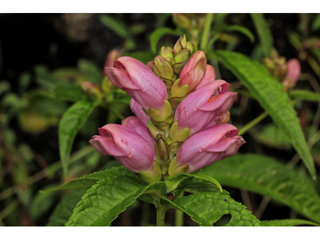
130;98;150;128
170;80;237;143
89;124;156;173
196;64;216;89
122;116;156;149
169;124;245;176
105;56;168;112
178;50;207;91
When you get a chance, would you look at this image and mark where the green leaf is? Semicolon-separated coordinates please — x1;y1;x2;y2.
59;100;99;178
213;50;317;181
100;15;130;38
127;51;156;64
311;14;320;32
78;59;103;85
289;89;320;102
172;192;260;226
261;219;319;226
150;27;183;53
252;123;291;150
30;185;59;220
251;13;273;57
54;84;86;102
215;25;255;42
200;154;320;224
65;175;148;226
43;166;136;192
47;189;87;226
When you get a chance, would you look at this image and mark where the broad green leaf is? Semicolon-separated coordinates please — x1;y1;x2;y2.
59;100;99;178
100;15;130;38
30;185;59;220
66;175;148;226
214;25;254;42
47;189;87;226
127;51;156;64
289;89;320;102
43;166;136;192
261;219;319;226
201;154;320;224
172;192;260;226
150;27;184;53
34;65;58;90
54;84;86;102
251;13;273;57
213;50;317;181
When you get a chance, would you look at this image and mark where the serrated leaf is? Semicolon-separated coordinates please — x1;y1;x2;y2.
43;166;136;192
251;13;273;57
200;154;320;224
100;15;130;38
289;89;320;102
65;175;148;226
54;84;86;102
47;189;87;226
59;100;99;178
172;192;260;226
215;25;255;42
150;27;184;53
260;219;319;226
213;50;317;181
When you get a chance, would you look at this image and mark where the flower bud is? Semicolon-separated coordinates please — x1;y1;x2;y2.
172;49;192;74
186;41;194;54
81;81;102;101
168;124;246;176
159;46;174;62
172;14;191;30
196;64;216;89
178;50;207;92
156;138;170;174
282;59;301;91
173;35;187;55
153;56;177;89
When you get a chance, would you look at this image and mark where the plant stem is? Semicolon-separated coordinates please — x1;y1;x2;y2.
200;13;214;51
175;192;184;226
156;207;166;226
238;111;268;136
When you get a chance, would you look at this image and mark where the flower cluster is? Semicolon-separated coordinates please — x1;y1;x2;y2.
89;36;245;183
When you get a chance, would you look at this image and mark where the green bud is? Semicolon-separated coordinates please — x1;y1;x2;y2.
159;46;174;62
148;120;164;139
139;162;162;184
101;76;115;94
149;100;173;122
168;157;188;178
173;49;191;74
156;138;170;174
170;79;190;98
173;35;187;55
152;56;176;81
172;14;191;30
169;121;190;143
81;81;102;101
186;41;194;54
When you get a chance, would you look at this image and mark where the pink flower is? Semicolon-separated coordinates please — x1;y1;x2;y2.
179;50;207;91
130;98;150;128
196;64;216;89
121;116;155;149
89;124;156;173
175;124;245;173
103;49;120;76
285;59;301;85
105;56;168;112
174;80;237;137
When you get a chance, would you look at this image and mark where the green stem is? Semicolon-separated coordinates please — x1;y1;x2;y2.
238;111;268;136
200;13;214;51
156;207;166;226
175;192;184;226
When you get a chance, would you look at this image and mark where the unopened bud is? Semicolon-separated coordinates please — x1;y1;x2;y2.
81;81;102;101
172;14;191;30
186;41;194;54
156;138;170;174
139;162;162;184
173;35;187;55
172;49;192;74
153;56;176;80
159;46;174;62
104;49;120;75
